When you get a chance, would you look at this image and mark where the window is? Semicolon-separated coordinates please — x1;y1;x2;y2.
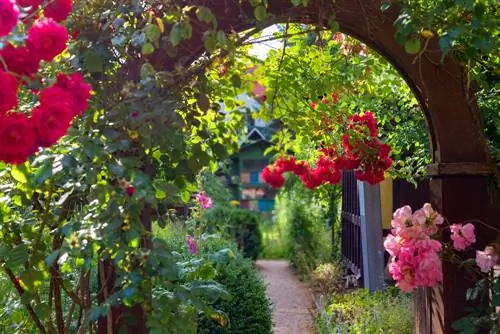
258;200;275;212
250;171;260;185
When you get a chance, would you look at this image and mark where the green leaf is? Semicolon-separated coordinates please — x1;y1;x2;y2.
291;0;301;5
34;161;54;185
230;74;241;88
196;6;215;24
254;5;267;21
11;165;28;184
203;31;217;53
145;24;161;43
5;244;28;268
141;42;155;55
84;51;104;73
216;31;228;45
404;38;421;54
169;24;183;47
45;250;60;268
196;93;210;111
180;190;190;203
140;63;155;80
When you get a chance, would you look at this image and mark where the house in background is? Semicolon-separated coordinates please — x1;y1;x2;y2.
215;66;282;213
217;124;280;213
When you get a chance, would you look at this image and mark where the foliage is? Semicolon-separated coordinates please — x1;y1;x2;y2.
273;177;332;278
202;206;262;260
310;262;344;298
197;237;272;334
316;287;414;334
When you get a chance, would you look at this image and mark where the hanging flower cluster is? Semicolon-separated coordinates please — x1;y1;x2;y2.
0;0;91;165
262;112;392;189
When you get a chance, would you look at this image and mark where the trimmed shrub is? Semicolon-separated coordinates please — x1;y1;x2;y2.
198;238;272;334
202;206;262;260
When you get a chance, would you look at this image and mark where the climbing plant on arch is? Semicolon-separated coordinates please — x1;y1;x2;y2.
0;0;498;333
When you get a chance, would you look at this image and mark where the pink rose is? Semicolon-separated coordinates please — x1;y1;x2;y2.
476;250;498;273
450;223;476;251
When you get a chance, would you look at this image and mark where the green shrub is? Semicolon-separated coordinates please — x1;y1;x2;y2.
316;287;414;334
265;177;334;276
202;206;262;260
198;237;272;334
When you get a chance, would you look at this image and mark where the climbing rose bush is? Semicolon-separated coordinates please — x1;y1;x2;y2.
262;112;392;189
0;0;91;165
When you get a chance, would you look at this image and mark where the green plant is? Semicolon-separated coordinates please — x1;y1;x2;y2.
316;288;414;334
275;178;332;278
197;238;272;334
202;206;262;260
311;262;344;298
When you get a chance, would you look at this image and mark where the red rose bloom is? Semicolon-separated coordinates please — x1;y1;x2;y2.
54;73;92;115
31;102;73;147
0;112;36;164
0;70;19;115
26;18;68;62
0;0;19;37
262;166;285;188
16;0;42;7
126;185;135;197
0;43;40;78
43;0;72;22
40;85;73;107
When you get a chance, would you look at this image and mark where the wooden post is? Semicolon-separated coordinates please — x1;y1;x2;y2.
357;181;385;292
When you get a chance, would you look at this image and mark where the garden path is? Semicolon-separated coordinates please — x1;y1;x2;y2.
256;260;314;334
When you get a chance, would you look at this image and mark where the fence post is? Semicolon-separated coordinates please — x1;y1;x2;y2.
357;181;385;292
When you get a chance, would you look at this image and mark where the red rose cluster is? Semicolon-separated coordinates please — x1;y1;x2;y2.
342;112;392;184
262;112;392;190
0;0;91;165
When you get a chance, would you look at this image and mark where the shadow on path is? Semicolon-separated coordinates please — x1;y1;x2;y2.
256;260;314;334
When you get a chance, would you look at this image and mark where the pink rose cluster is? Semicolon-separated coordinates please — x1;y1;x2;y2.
195;192;213;210
384;204;445;292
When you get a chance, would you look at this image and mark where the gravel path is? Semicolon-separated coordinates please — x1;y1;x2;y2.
257;260;315;334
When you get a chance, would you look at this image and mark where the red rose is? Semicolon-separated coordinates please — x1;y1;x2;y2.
0;43;41;79
16;0;41;7
0;0;19;37
0;70;19;115
43;0;72;22
40;85;73;107
31;101;73;147
262;166;285;188
54;73;92;116
27;18;68;62
0;112;36;164
126;185;135;197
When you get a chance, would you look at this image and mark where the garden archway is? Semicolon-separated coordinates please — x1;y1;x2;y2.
163;1;498;333
106;1;499;333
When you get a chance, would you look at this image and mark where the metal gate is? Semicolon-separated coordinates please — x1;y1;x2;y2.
340;170;363;279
